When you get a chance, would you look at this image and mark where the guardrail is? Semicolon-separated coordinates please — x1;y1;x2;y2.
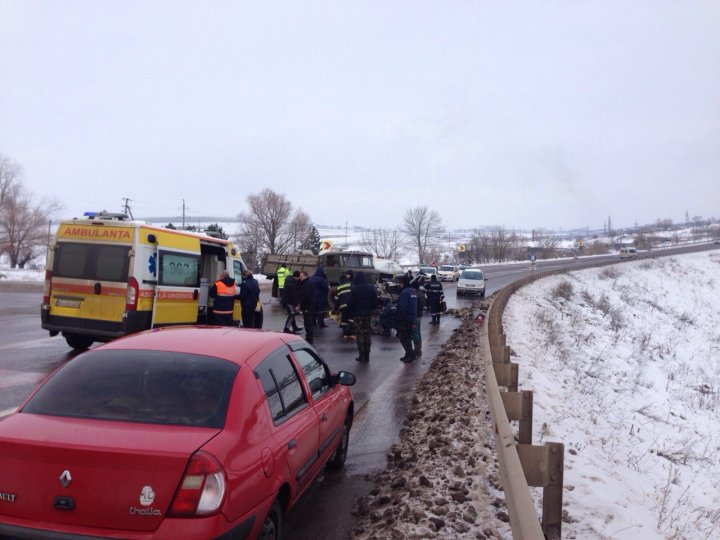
480;242;720;539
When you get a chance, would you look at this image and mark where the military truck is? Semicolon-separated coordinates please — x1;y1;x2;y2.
261;250;379;285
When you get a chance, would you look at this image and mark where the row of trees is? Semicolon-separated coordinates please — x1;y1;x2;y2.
0;154;61;268
232;189;591;267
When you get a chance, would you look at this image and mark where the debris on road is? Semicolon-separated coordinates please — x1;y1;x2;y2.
350;307;510;539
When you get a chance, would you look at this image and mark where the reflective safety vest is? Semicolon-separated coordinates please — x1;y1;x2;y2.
335;280;352;309
277;266;290;288
213;280;237;314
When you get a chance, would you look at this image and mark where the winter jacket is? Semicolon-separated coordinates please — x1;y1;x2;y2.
415;288;426;318
282;275;299;306
334;277;352;310
239;274;260;312
348;271;378;317
425;279;444;304
298;277;316;312
310;268;329;310
210;275;237;314
396;286;417;324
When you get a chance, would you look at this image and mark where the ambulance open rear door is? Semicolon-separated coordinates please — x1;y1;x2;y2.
151;240;202;328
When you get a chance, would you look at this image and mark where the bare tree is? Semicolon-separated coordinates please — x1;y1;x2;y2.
360;228;402;260
236;189;308;256
0;154;21;207
535;231;559;259
0;155;62;268
402;206;443;265
489;226;516;262
286;208;312;253
467;229;492;264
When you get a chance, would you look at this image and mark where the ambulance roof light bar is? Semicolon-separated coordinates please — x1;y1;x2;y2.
83;211;130;221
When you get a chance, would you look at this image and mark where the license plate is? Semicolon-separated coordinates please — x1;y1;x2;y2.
55;298;82;308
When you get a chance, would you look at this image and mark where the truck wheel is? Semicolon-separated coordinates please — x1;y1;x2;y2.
65;333;93;350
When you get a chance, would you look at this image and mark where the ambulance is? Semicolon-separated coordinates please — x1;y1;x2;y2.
41;212;247;350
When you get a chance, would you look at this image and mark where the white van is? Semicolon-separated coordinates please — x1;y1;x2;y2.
619;247;638;259
457;268;486;297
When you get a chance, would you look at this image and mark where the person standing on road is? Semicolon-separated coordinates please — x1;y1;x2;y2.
396;274;417;363
238;270;260;328
298;271;316;344
310;267;330;328
209;270;238;326
275;263;290;304
347;271;377;363
334;270;354;337
426;274;444;325
411;277;426;356
282;270;302;334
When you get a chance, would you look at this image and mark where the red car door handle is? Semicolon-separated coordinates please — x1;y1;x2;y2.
288;439;297;450
320;414;328;422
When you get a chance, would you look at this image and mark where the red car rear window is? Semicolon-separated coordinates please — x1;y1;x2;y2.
22;350;239;428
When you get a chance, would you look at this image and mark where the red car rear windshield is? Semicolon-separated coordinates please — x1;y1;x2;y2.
22;350;239;428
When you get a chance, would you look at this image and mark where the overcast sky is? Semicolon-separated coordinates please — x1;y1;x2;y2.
1;1;718;231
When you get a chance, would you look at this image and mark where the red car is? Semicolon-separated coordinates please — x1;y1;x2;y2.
0;327;355;539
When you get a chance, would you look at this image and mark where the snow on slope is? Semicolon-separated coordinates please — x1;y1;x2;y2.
504;251;720;539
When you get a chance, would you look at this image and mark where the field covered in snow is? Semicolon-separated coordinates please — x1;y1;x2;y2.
504;251;720;539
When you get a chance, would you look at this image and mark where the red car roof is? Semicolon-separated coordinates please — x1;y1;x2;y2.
98;326;301;365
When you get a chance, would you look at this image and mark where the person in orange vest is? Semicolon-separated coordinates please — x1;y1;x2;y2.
209;270;237;326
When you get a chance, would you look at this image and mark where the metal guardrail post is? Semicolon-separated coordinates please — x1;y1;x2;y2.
482;306;545;540
517;442;565;539
500;389;533;444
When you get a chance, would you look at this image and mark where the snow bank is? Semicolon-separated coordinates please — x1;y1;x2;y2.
504;252;720;539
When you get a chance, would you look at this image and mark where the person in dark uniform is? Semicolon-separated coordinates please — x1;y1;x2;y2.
297;271;316;344
282;271;301;333
209;270;237;326
238;270;260;328
396;275;417;362
334;270;354;337
425;274;444;325
347;271;377;362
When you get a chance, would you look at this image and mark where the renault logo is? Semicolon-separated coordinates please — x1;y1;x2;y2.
59;470;72;488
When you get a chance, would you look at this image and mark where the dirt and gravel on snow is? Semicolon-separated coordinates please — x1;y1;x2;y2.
350;305;511;539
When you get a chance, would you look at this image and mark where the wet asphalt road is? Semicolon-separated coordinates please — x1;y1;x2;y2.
260;284;476;540
0;279;474;539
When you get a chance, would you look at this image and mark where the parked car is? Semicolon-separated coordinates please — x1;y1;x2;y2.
418;266;438;278
0;327;355;540
437;264;460;282
457;268;487;297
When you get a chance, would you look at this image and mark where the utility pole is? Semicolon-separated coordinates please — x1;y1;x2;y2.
122;198;134;220
182;199;187;229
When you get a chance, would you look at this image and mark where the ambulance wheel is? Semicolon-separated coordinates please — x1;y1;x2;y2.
65;333;93;350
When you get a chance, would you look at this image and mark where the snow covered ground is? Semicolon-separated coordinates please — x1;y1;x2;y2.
504;251;720;539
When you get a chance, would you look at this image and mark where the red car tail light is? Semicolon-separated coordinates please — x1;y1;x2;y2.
43;270;52;304
168;451;226;517
126;277;139;311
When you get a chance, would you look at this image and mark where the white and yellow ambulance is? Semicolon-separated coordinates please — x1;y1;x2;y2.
41;212;247;350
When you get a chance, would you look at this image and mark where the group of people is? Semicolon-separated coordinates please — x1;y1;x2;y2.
208;269;263;329
212;263;445;365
